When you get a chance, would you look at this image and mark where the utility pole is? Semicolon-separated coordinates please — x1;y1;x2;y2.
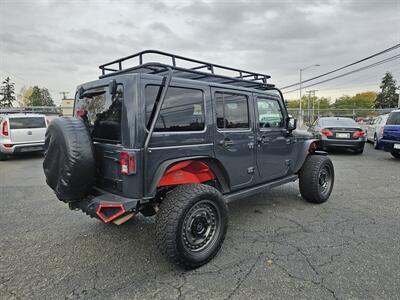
299;64;320;127
306;90;317;124
59;91;69;100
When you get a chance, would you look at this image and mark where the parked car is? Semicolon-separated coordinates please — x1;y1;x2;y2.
366;114;389;149
378;110;400;159
308;117;366;154
43;50;335;268
0;113;48;160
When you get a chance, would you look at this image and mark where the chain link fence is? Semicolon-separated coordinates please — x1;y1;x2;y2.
288;108;396;127
0;106;62;115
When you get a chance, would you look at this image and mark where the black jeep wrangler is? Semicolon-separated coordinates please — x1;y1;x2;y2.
43;50;334;268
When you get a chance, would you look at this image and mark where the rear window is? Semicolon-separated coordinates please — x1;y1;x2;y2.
386;112;400;125
9;117;46;129
320;118;356;127
74;88;122;143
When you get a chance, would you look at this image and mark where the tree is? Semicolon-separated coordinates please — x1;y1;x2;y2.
0;77;16;107
351;91;376;109
24;86;55;106
332;95;353;109
375;72;399;108
18;86;33;106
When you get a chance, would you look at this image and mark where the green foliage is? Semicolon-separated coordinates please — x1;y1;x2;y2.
17;86;33;106
287;96;330;109
375;72;399;108
0;77;16;107
25;86;55;107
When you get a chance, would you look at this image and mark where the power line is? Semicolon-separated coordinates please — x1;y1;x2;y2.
281;43;400;90
282;54;400;94
285;63;400;95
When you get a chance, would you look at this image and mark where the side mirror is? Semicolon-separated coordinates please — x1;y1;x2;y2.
287;116;297;132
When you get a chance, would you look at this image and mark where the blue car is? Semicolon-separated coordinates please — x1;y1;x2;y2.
379;109;400;159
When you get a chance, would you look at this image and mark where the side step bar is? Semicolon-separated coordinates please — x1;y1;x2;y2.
224;175;298;203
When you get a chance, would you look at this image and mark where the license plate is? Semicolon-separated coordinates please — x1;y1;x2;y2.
21;146;42;152
336;133;350;138
394;144;400;149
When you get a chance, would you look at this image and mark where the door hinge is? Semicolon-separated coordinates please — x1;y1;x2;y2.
247;166;255;174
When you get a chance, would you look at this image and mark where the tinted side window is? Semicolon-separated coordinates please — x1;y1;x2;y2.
386;112;400;125
257;98;284;128
146;86;204;132
215;92;249;129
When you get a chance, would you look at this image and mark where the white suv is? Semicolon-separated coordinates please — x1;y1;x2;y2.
0;113;48;160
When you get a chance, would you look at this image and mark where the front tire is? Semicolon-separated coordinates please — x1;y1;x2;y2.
373;134;379;149
155;184;228;269
299;155;334;204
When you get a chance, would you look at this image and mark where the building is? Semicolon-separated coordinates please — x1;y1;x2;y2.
61;98;74;116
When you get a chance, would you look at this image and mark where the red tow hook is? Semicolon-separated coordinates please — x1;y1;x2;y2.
96;204;126;223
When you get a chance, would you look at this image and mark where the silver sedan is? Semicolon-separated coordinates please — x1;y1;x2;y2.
366;114;389;149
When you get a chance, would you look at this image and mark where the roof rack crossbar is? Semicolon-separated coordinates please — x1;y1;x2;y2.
99;50;272;90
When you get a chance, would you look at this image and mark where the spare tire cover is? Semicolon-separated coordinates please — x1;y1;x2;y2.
43;117;95;202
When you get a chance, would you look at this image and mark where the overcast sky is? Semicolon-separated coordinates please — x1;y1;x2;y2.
1;0;399;105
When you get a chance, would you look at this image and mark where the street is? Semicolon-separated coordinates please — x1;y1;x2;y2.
1;144;399;299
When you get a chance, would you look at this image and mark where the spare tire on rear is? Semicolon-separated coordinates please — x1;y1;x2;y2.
43;117;95;202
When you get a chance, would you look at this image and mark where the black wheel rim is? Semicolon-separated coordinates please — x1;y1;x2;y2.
182;200;221;253
318;166;332;197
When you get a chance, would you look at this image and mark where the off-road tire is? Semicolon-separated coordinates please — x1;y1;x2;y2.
43;117;95;202
155;184;228;269
299;155;334;204
391;150;400;159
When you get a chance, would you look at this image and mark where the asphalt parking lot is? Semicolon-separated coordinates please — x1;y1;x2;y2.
1;144;399;300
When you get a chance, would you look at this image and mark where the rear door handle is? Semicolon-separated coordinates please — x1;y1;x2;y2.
219;138;234;147
257;136;271;144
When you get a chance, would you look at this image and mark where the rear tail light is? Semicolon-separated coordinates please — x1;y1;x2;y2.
120;151;136;175
319;129;333;136
1;120;9;137
353;131;365;137
3;144;13;148
308;142;318;155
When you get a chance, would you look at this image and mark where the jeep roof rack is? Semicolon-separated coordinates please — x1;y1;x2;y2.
99;50;274;90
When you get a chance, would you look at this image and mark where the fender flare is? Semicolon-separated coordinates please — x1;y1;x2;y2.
147;156;230;197
293;139;319;173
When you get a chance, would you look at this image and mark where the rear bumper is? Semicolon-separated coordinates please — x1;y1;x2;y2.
0;142;45;154
378;139;400;152
319;139;365;149
73;190;142;223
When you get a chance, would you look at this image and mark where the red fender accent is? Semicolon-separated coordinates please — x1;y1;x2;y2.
158;161;215;187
